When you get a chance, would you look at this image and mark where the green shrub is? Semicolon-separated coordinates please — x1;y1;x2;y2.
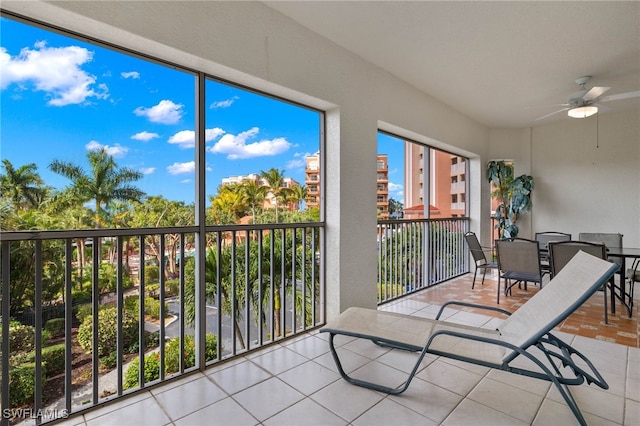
42;344;65;376
145;331;160;349
123;352;160;390
100;351;118;369
123;334;218;390
124;296;167;320
77;307;139;357
8;362;47;407
26;344;65;377
71;289;92;304
144;265;160;283
123;296;139;317
41;329;51;345
144;298;162;320
45;318;65;338
1;323;36;354
166;279;180;297
144;283;159;298
74;304;93;323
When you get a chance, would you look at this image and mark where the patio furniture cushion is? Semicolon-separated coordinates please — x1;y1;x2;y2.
321;251;619;426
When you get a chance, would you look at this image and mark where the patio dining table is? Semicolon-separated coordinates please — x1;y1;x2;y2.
605;247;640;317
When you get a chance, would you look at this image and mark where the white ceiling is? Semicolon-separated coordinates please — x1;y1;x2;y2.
264;1;640;128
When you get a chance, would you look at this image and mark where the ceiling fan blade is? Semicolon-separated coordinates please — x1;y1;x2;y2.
535;107;569;121
599;90;640;102
593;103;611;113
582;86;610;101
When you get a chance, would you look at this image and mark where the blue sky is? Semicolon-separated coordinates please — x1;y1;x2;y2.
1;16;405;206
378;133;405;204
0;18;403;207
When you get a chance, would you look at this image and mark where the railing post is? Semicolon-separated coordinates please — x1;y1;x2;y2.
2;242;11;426
194;71;207;370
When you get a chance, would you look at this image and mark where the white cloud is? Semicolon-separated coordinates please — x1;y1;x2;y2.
1;42;109;106
131;131;160;142
209;127;291;159
139;167;155;175
210;96;238;109
388;182;403;192
286;158;306;170
167;161;195;175
287;151;313;169
121;71;140;79
168;128;225;149
85;140;128;158
134;99;183;124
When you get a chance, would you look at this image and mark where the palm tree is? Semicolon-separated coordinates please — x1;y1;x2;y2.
49;148;145;228
209;183;247;224
260;168;292;222
288;184;307;211
0;159;46;209
241;180;267;223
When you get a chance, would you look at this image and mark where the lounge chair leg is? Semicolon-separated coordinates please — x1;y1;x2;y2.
327;333;425;395
554;382;588;426
603;283;608;324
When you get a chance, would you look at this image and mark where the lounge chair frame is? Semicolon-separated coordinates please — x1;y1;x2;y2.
321;251;618;426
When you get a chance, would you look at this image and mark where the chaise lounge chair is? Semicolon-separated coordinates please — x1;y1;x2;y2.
320;251;619;426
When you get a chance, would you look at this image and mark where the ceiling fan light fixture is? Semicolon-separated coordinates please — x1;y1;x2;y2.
568;105;598;118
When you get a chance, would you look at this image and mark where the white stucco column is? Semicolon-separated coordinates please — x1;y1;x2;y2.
324;108;379;320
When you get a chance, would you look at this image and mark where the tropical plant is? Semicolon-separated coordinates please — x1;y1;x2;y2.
209;183;248;224
388;197;403;218
260;168;292;222
0;159;47;210
3;239;65;313
241;179;267;223
49;147;145;228
183;226;319;345
288;184;307;211
131;196;194;277
486;160;535;238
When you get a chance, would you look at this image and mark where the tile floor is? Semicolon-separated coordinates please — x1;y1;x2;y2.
409;272;639;348
52;272;639;426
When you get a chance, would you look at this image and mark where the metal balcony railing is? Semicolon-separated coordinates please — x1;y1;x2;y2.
377;217;470;304
0;222;324;425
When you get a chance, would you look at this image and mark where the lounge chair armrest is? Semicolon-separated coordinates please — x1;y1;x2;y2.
539;333;609;389
435;301;512;320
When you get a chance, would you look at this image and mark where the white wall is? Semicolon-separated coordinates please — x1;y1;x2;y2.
4;1;492;319
487;109;640;246
530;108;640;247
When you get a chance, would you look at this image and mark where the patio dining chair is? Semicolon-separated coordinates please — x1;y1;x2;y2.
320;251;619;426
579;232;624;313
463;231;498;288
578;232;623;268
535;231;571;275
626;258;640;314
495;238;544;304
549;240;610;323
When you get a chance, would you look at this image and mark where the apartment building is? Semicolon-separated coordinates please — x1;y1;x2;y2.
376;155;389;219
403;142;466;218
304;153;320;209
305;153;390;219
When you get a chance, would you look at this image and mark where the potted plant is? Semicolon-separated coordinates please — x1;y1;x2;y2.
486;160;534;239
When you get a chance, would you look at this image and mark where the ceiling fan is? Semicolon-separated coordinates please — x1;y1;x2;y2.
536;76;640;121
